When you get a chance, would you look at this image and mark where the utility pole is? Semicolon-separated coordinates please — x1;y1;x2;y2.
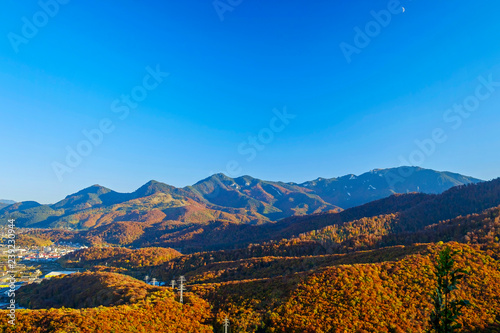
223;316;230;333
178;275;186;304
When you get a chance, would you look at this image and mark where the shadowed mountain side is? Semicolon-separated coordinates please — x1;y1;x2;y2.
17;271;164;309
135;192;433;252
300;167;482;208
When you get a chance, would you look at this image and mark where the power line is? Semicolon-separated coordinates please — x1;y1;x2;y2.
178;275;186;304
223;316;230;333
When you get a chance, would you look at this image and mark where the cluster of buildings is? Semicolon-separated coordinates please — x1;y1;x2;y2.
0;241;86;309
5;243;87;262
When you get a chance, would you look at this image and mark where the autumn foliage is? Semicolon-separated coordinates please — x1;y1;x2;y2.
17;271;164;309
2;271;213;332
60;246;181;270
1;292;213;332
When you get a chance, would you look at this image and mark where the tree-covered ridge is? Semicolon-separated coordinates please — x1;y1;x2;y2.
294;204;500;254
17;271;166;309
2;288;213;332
60;246;181;270
8;232;53;247
151;244;428;285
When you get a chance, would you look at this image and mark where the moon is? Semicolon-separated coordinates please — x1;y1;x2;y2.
402;7;406;13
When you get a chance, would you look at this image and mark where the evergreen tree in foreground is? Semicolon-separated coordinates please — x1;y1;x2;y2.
428;246;470;333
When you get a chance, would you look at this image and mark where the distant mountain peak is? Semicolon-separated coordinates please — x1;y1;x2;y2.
194;173;234;186
73;184;111;196
134;180;176;197
211;173;233;181
144;179;161;185
140;180;165;189
0;199;16;205
0;201;41;213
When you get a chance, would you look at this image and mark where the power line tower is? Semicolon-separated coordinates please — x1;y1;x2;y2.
178;275;186;304
151;278;157;286
223;316;230;333
171;279;176;289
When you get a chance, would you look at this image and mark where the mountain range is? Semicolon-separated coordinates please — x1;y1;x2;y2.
0;167;481;230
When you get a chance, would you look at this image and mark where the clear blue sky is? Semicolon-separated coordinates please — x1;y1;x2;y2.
1;0;500;204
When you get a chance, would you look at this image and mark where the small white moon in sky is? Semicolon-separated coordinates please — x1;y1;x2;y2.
402;7;406;13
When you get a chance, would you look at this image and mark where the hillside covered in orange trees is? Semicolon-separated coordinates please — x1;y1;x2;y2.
60;246;181;267
1;288;213;332
16;271;166;309
3;242;500;332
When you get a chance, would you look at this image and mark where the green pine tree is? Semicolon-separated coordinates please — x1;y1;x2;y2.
428;246;470;333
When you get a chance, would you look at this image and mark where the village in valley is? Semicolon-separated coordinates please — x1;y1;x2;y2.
0;227;86;309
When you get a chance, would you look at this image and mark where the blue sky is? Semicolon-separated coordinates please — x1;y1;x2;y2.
1;0;500;203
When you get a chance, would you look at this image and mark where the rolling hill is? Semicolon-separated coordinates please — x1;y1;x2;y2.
6;272;214;332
